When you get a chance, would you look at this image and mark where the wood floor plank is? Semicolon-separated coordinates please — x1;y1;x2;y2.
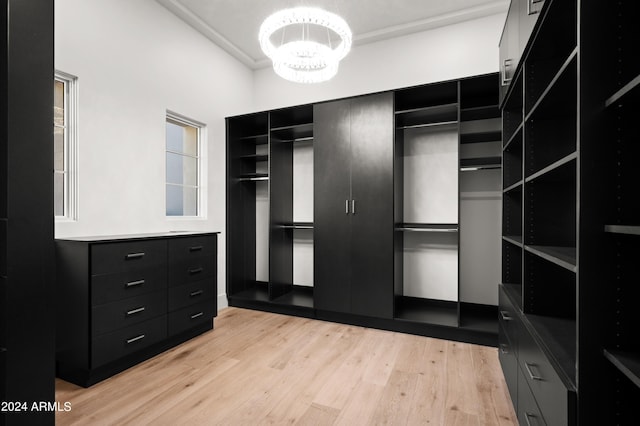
55;307;517;425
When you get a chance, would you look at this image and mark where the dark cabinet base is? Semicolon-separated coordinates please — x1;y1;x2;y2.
57;321;213;388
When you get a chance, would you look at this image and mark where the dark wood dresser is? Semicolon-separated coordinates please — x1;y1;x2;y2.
55;231;218;387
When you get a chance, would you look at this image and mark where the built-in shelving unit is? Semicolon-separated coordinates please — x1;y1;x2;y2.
599;1;640;421
228;73;501;347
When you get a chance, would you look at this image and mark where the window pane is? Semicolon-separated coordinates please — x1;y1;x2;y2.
166;184;183;216
54;80;64;127
166;121;184;153
54;127;64;172
182;186;198;216
54;172;64;216
166;120;198;156
166;153;197;186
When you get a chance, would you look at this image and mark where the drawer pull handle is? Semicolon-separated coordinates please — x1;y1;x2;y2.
190;290;204;297
524;362;543;381
524;412;539;426
126;334;145;344
191;312;204;319
125;252;145;260
189;246;203;252
126;306;146;316
189;267;204;275
499;310;513;321
126;279;145;288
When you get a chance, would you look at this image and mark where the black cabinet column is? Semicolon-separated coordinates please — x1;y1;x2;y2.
350;93;394;318
1;0;55;424
314;99;352;314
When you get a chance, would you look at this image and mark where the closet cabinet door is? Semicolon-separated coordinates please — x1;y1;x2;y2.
350;93;394;318
314;99;352;313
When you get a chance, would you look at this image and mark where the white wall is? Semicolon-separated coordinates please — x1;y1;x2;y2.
252;13;506;111
55;0;255;309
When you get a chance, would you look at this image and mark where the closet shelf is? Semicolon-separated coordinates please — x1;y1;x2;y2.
604;349;640;389
395;103;458;128
271;123;313;141
503;180;523;193
396;223;458;232
237;173;269;181
239;154;268;162
396;120;458;131
604;225;640;236
502;123;523;151
503;235;523;247
237;134;269;144
525;245;577;272
605;73;640;108
525;151;577;183
460;157;502;171
460;104;500;121
525;48;578;120
460;131;502;144
278;222;314;230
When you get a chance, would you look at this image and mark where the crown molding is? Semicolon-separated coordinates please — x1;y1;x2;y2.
157;0;508;70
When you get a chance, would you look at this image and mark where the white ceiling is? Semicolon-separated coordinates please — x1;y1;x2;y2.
156;0;509;69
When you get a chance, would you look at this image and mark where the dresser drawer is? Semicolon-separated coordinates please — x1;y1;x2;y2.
518;323;574;426
91;266;167;306
91;240;166;275
168;278;215;312
168;299;215;336
168;254;215;287
168;235;216;262
498;323;518;409
91;315;167;368
499;286;519;349
92;290;166;336
518;365;547;426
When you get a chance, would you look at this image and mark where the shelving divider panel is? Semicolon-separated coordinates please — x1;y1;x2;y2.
603;349;640;389
525;245;577;272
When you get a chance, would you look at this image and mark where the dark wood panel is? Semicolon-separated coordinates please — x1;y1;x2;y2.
2;1;55;423
350;93;394;319
269;129;294;299
313;99;352;314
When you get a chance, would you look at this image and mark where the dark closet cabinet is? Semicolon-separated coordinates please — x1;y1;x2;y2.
314;93;394;318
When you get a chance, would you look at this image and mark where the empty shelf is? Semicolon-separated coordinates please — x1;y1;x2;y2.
396;223;458;232
605;73;640;108
604;349;640;389
525;245;577;272
237;173;269;181
460;156;502;171
604;225;640;236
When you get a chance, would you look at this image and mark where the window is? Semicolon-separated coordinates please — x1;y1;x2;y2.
166;113;203;216
54;71;77;220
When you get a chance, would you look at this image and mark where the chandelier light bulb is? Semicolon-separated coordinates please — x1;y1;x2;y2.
259;7;352;83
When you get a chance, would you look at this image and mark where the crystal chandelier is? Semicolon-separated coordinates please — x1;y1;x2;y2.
259;7;352;84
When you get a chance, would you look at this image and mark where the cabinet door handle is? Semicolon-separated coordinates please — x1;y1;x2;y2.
126;279;145;288
499;310;512;321
126;306;146;316
126;334;145;344
499;343;509;355
351;200;356;214
345;200;349;214
189;267;204;275
190;290;204;297
125;252;145;260
524;362;543;381
527;0;542;15
189;245;203;252
501;59;513;86
524;412;540;426
191;312;204;319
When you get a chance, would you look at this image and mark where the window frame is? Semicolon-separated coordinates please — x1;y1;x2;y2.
165;111;206;218
54;71;78;221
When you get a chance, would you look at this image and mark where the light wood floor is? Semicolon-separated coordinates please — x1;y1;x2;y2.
56;307;517;425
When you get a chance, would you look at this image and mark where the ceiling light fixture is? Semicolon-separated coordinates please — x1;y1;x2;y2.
259;7;352;84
